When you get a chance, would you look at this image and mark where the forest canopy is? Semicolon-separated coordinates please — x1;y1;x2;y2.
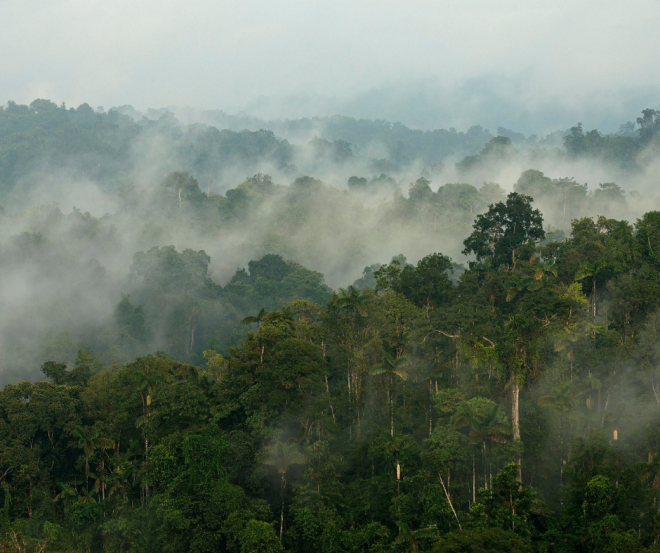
2;99;660;552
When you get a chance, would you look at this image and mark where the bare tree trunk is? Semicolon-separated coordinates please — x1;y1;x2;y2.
280;475;285;542
483;443;488;490
560;414;564;509
325;375;336;423
593;278;597;317
429;377;433;436
600;392;611;427
390;374;394;438
511;374;522;482
348;370;352;441
439;473;462;530
396;452;401;535
472;451;476;503
356;373;361;438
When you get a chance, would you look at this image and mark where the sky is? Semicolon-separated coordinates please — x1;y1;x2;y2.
2;0;660;133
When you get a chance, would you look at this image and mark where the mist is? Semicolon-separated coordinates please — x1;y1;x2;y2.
3;3;660;549
1;98;659;386
4;0;660;133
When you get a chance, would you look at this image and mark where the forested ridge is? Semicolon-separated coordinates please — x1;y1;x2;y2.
3;99;660;552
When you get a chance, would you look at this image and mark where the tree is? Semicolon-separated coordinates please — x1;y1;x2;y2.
575;260;605;317
241;307;268;329
453;398;509;493
162;170;201;209
73;426;115;492
262;440;306;542
462;193;545;269
334;285;370;322
41;361;67;385
432;528;529;552
637;108;660;144
469;464;537;540
538;381;578;503
564;123;587;156
370;354;409;438
425;426;468;530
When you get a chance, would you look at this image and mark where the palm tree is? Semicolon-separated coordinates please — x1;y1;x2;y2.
107;465;134;501
575;261;605;317
453;398;509;494
73;426;115;492
335;286;371;439
262;440;306;542
505;258;558;302
91;467;111;501
370;353;409;437
241;307;268;329
53;483;78;511
134;368;164;501
77;487;97;504
335;285;370;322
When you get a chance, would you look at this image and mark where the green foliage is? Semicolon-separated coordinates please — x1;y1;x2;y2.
5;101;660;550
462;192;545;269
432;528;529;552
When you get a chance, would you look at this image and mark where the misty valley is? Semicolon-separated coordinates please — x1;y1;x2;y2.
3;100;660;552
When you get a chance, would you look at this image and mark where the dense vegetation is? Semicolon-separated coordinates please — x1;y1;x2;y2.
3;99;660;552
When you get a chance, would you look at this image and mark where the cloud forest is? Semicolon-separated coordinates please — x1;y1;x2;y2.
3;99;660;553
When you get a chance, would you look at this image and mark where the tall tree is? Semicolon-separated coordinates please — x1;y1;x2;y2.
462;193;545;270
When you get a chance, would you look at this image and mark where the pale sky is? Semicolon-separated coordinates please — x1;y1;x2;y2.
2;0;659;131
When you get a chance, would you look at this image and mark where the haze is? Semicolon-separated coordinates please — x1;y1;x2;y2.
3;0;660;133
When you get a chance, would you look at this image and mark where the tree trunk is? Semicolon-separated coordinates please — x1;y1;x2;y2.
483;442;488;490
348;370;352;441
593;278;597;317
560;414;564;509
356;372;361;438
390;374;394;438
396;452;401;535
429;377;433;436
439;473;462;530
280;475;285;542
511;374;522;482
472;451;476;503
325;375;336;423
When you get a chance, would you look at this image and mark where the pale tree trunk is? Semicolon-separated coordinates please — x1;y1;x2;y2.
325;375;336;423
356;371;361;438
511;374;522;483
348;369;352;440
390;374;394;438
429;377;433;436
279;475;285;542
483;443;488;490
439;473;462;530
592;278;597;317
560;414;564;508
472;451;476;503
